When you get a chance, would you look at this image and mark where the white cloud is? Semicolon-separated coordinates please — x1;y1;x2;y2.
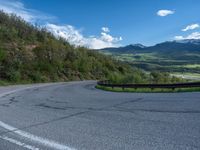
174;36;184;40
182;24;199;32
46;23;122;49
174;32;200;40
102;27;110;33
100;32;122;43
157;10;175;17
88;38;121;49
0;0;54;23
46;24;86;46
0;0;122;49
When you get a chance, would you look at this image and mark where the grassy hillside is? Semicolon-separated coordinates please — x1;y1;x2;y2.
0;11;137;84
0;11;185;85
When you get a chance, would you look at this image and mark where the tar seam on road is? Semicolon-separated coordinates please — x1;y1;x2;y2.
0;95;144;138
0;84;76;150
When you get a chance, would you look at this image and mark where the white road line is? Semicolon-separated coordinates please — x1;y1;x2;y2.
0;121;75;150
0;84;76;150
0;135;39;150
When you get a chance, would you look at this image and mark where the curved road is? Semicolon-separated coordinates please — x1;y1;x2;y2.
0;81;200;150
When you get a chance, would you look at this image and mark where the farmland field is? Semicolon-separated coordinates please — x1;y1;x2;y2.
100;51;200;81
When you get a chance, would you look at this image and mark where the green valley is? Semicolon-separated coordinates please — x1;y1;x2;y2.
100;43;200;81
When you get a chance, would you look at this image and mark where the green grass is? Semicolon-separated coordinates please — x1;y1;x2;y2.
0;80;11;86
0;80;50;86
101;50;200;77
171;72;200;81
96;85;200;93
168;64;200;69
106;53;159;62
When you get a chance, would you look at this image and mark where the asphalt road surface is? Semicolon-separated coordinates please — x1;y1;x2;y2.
0;81;200;150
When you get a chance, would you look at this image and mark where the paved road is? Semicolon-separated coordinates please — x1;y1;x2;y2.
0;81;200;150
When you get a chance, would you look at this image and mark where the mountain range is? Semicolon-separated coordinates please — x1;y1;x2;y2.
100;39;200;53
99;39;200;76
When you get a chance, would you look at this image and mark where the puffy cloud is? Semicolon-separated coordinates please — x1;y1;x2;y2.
0;0;54;23
46;23;122;49
100;32;122;43
182;24;199;32
174;36;184;40
46;24;86;45
157;10;175;17
174;32;200;40
0;0;122;49
102;27;110;33
88;38;120;49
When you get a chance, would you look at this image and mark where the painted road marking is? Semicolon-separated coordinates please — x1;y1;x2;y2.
0;84;76;150
0;135;39;150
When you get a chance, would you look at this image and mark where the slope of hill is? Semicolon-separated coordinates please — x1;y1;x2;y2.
0;11;137;84
0;11;186;85
99;40;200;80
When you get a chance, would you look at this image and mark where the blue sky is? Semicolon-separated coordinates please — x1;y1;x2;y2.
0;0;200;48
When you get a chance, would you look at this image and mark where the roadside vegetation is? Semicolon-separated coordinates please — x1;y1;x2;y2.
108;71;186;84
101;51;200;80
0;11;135;85
0;11;190;87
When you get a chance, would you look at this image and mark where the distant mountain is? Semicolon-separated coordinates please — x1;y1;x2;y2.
100;39;200;53
146;40;200;53
99;39;200;75
100;44;146;53
175;39;200;45
131;43;146;48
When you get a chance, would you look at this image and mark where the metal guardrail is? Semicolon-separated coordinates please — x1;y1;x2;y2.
97;80;200;90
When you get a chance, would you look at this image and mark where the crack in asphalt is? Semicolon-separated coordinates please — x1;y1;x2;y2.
0;82;200;150
35;103;67;110
35;97;144;112
45;98;68;104
132;109;200;114
113;106;200;114
111;98;144;108
0;111;88;136
1;94;198;139
0;97;18;107
0;98;144;136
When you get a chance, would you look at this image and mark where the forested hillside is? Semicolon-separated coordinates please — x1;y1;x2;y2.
0;11;136;83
